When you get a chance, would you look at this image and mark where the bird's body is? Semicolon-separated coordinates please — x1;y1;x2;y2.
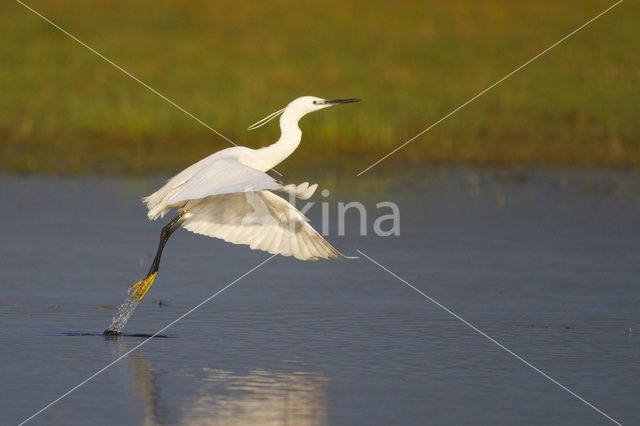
123;96;359;304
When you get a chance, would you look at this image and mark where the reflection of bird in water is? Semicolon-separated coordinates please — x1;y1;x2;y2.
107;338;169;425
128;97;359;303
127;353;169;426
120;346;328;425
124;352;327;426
180;368;328;426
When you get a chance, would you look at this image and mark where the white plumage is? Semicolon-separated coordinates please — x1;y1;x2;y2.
180;191;339;260
142;96;359;261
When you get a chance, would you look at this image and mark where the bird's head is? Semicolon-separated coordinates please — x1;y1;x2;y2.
248;96;360;130
288;96;361;114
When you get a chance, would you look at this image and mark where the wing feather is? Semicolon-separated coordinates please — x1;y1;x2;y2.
287;226;301;260
144;157;280;219
262;227;278;255
298;231;315;259
168;159;280;206
181;190;342;260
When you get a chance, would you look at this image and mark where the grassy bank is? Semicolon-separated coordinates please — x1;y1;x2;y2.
1;0;638;174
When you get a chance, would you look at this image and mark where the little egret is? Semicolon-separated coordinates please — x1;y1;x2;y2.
128;96;360;302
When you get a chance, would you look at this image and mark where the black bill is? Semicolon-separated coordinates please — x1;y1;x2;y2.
322;98;361;104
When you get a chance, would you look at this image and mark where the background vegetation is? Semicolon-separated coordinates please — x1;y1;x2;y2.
1;0;638;174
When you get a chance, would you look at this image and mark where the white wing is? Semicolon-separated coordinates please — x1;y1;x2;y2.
166;159;279;205
144;158;279;220
181;190;341;260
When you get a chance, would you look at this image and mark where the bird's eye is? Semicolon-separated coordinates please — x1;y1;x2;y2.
312;100;317;105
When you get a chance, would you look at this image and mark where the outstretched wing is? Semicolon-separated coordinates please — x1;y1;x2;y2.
181;190;341;260
167;158;280;205
144;158;280;220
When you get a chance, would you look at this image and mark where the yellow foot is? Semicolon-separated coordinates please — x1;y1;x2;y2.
129;272;158;302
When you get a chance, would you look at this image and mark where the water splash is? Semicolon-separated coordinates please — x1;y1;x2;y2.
105;290;140;335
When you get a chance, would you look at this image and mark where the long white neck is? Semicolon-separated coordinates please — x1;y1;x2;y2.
252;109;302;171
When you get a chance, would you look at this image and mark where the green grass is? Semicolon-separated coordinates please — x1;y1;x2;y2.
1;0;639;174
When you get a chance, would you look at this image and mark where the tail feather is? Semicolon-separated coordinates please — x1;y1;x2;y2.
143;183;179;220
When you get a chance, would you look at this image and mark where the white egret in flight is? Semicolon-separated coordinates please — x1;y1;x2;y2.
128;96;360;302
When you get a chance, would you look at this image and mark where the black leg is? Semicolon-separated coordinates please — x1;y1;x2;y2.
126;212;186;302
104;212;186;335
146;212;185;277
